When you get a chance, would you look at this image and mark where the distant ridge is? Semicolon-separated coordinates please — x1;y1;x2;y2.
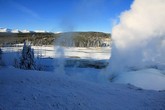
0;28;49;33
0;31;111;47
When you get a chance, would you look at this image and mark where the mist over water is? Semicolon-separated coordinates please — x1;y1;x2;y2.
108;0;165;73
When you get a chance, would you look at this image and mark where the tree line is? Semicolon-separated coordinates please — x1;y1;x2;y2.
0;32;111;47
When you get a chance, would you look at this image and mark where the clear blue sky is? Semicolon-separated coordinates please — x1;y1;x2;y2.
0;0;133;33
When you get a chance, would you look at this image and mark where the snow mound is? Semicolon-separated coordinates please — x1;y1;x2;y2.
114;68;165;90
0;67;165;110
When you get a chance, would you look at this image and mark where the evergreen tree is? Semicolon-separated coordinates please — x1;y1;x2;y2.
0;48;2;66
19;40;36;69
0;48;2;58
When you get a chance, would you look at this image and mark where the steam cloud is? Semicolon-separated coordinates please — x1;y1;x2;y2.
109;0;165;73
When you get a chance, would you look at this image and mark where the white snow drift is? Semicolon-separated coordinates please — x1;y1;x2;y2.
0;67;165;110
114;68;165;90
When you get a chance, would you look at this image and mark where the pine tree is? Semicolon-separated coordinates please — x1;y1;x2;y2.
19;40;36;70
0;48;2;58
0;48;2;66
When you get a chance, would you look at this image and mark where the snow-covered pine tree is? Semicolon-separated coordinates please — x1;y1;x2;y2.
0;48;2;66
0;48;2;57
19;40;36;70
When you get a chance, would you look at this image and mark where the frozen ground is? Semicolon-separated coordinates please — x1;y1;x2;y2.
1;46;165;91
0;67;165;110
1;46;110;69
1;46;165;110
1;46;110;60
114;68;165;90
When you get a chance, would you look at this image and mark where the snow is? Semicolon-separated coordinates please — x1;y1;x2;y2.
2;0;165;109
0;28;30;33
34;30;48;33
114;68;165;90
2;46;165;91
11;29;20;33
0;27;63;34
0;45;165;109
54;31;62;34
0;28;12;33
1;46;110;60
21;29;30;33
0;67;165;110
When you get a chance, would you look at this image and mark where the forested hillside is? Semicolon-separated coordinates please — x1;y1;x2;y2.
0;32;111;47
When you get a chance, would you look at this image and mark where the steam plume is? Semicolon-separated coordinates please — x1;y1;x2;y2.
109;0;165;73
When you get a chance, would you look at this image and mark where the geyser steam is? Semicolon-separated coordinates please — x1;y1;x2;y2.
109;0;165;73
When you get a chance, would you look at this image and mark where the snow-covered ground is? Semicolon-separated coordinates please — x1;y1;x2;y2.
1;46;165;109
1;46;110;59
114;68;165;90
0;67;165;110
1;46;110;70
1;46;165;91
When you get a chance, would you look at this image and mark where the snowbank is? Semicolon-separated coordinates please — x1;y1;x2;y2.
114;68;165;90
0;67;165;110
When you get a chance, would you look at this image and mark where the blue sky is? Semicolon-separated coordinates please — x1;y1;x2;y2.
0;0;133;33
